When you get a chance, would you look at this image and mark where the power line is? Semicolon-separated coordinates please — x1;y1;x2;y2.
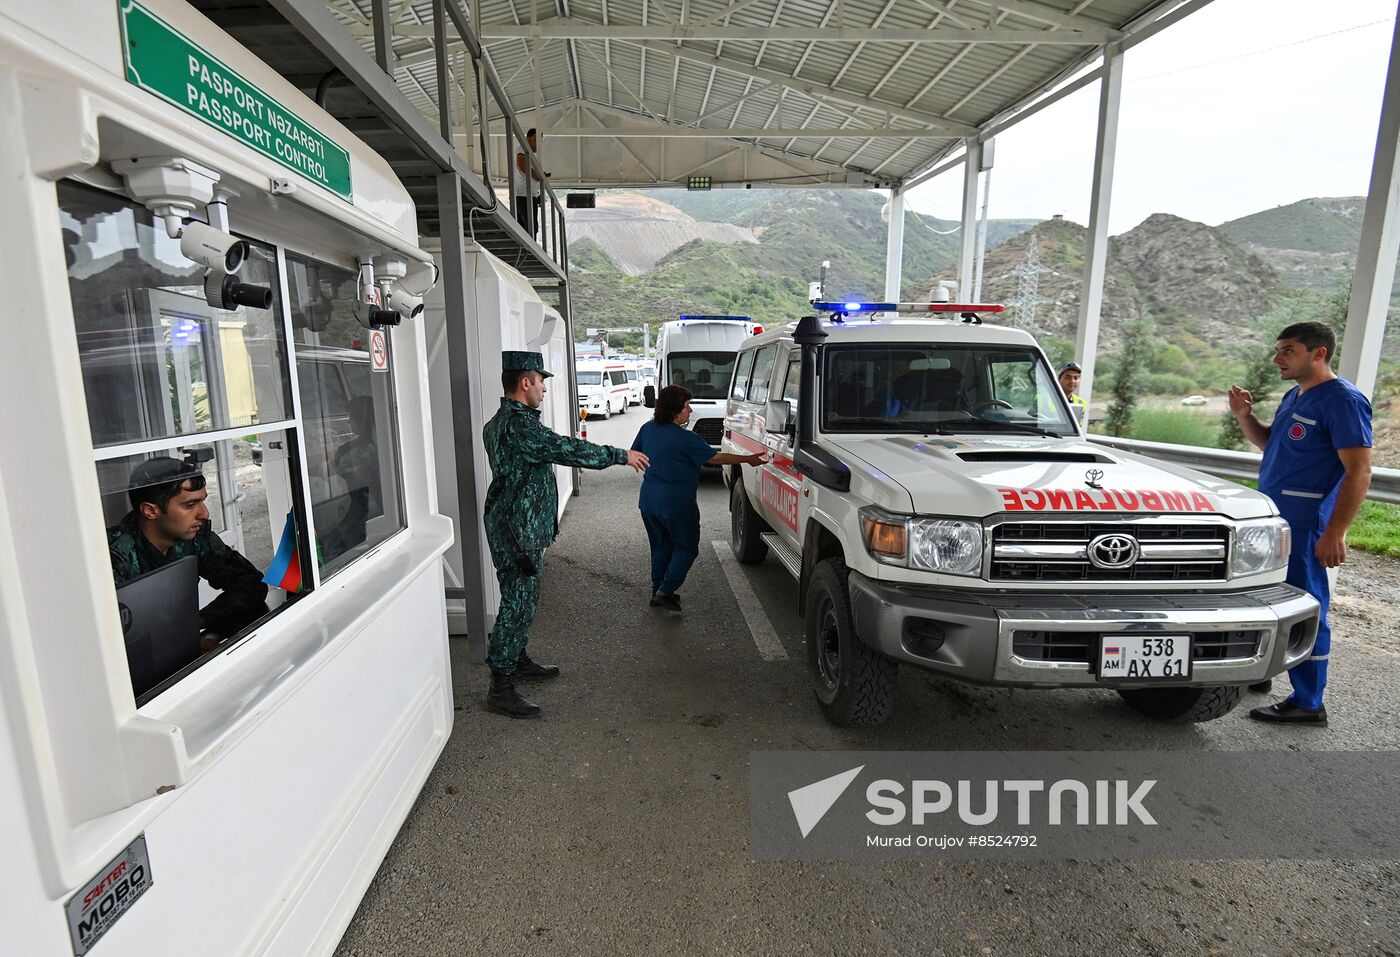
1131;16;1394;84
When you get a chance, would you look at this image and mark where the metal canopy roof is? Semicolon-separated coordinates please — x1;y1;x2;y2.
320;0;1188;189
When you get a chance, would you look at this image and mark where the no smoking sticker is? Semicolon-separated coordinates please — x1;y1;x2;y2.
370;329;388;372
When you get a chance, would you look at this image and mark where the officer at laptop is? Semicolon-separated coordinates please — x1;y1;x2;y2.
108;457;268;639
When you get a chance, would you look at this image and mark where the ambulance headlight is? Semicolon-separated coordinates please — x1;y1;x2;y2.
909;518;983;576
1231;517;1290;577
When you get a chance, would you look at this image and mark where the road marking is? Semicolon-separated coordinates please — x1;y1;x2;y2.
711;541;788;661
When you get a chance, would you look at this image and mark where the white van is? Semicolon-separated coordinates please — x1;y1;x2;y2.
647;316;761;456
576;358;632;418
615;355;647;406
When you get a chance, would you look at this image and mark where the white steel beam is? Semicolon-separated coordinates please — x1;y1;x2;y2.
884;187;906;301
1073;45;1124;409
1341;12;1400;398
491;125;954;137
621;38;979;134
982;0;1107;32
956;138;982;295
472;20;1114;43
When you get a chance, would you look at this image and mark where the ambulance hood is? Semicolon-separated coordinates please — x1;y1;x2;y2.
821;433;1277;520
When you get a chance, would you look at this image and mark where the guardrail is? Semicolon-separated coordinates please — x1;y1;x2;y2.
431;0;568;271
1087;435;1400;506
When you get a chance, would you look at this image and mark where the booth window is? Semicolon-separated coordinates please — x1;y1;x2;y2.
59;179;308;703
285;252;406;578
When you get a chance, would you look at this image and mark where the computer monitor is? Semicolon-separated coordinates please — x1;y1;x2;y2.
117;555;200;699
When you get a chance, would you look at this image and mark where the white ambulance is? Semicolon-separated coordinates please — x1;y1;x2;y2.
1;1;455;953
576;357;632;418
722;302;1320;727
647;315;761;458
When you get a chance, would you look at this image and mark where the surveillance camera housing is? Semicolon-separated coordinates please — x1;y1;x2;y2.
352;297;401;329
182;221;249;273
387;285;424;320
112;156;222;237
205;271;273;310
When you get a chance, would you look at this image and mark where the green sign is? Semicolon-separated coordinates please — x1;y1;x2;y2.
118;0;353;202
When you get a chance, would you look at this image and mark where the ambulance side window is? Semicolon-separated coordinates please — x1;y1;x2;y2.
780;358;801;404
749;346;778;404
731;349;756;400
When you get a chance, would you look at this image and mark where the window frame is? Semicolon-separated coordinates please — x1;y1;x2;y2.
60;177;414;706
731;348;757;400
748;345;779;405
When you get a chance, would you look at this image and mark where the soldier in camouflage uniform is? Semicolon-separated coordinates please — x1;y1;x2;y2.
108;457;269;638
483;350;649;718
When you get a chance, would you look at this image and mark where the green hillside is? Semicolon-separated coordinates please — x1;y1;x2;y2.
568;189;1037;343
1219;196;1364;253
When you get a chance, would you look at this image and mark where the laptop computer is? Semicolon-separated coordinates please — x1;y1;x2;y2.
117;555;200;699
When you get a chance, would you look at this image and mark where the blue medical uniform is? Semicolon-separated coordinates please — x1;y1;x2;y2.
1258;377;1373;710
631;421;717;595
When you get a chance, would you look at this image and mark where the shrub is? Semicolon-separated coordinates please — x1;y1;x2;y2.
1128;407;1220;448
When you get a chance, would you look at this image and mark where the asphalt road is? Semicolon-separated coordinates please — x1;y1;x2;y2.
337;407;1400;957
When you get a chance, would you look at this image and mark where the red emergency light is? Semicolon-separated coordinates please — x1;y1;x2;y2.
752;324;764;334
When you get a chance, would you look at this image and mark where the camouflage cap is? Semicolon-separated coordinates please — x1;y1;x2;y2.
502;350;554;378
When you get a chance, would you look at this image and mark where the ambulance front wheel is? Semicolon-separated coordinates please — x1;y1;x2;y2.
1117;685;1242;723
807;558;898;728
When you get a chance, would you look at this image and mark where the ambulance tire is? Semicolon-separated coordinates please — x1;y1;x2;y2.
1117;685;1241;723
807;558;898;728
730;477;769;564
599;404;611;420
617;396;628;415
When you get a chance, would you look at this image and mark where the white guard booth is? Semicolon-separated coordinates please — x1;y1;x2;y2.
427;245;575;636
0;1;455;953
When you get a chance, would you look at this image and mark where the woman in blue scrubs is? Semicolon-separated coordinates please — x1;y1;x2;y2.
631;386;767;610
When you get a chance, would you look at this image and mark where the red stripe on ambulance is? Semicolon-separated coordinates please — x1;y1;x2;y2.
998;487;1216;513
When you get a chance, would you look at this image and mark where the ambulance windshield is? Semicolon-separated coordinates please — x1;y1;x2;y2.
822;344;1076;435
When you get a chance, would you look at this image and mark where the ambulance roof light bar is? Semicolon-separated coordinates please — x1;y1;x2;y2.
677;314;752;321
811;300;1006;323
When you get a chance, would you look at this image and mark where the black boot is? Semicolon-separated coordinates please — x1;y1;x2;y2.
486;671;541;718
514;653;561;681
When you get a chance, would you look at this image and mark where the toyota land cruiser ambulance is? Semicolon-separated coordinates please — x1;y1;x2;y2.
722;301;1320;727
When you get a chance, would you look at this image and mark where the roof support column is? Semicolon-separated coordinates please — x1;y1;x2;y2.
957;138;982;296
1341;13;1400;398
1073;43;1124;409
884;186;906;302
436;172;491;645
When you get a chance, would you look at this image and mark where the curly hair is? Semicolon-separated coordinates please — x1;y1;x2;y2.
654;384;692;424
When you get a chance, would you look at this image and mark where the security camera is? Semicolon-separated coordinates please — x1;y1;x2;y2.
181;221;249;273
386;285;424;320
205;271;273;310
352;297;401;329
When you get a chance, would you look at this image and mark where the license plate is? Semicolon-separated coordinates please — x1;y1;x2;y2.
1098;635;1192;682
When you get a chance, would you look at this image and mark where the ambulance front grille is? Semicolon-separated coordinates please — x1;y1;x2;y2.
991;522;1230;582
692;418;725;447
1012;630;1263;664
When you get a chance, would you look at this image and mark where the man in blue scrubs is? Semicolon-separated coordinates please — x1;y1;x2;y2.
1228;321;1373;726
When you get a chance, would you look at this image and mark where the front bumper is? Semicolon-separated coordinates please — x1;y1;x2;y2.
846;573;1320;689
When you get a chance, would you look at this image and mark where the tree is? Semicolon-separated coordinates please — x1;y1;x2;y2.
1105;318;1153;437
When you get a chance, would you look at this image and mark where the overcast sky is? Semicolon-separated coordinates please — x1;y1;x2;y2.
904;0;1399;235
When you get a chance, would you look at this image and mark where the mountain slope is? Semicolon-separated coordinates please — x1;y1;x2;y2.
1219;196;1364;290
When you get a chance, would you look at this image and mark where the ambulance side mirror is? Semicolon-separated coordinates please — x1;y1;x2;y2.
765;399;793;435
643;385;656;408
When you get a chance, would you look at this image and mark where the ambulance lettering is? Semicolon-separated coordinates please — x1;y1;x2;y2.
998;488;1216;512
760;470;799;531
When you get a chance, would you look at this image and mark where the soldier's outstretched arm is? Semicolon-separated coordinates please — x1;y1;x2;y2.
513;416;642;471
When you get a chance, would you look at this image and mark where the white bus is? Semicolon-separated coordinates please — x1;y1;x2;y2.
649;316;762;457
1;1;455;953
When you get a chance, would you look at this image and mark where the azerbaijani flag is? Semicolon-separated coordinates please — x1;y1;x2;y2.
263;509;303;592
